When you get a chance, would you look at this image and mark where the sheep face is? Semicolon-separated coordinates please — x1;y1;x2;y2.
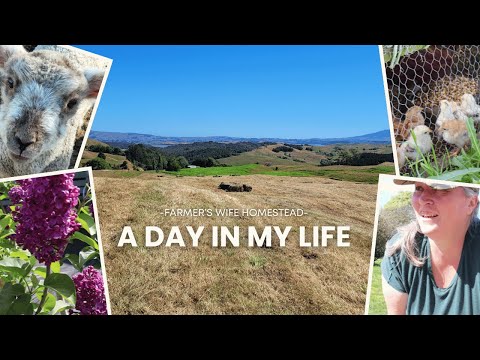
0;46;104;164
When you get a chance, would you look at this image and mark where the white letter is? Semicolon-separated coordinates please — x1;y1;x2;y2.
117;226;137;247
221;226;239;247
166;226;186;247
337;226;350;247
274;226;291;247
321;226;336;246
145;226;164;247
248;226;272;247
312;226;319;247
187;226;204;247
212;226;218;247
299;226;311;247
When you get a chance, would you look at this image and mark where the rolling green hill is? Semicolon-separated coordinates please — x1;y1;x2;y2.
218;143;393;167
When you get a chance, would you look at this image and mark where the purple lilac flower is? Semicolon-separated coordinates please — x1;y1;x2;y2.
72;266;107;315
89;202;94;217
8;174;81;265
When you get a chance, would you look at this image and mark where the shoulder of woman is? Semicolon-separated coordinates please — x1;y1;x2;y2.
386;232;402;248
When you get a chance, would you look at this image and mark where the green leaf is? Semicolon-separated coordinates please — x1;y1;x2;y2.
28;255;37;266
30;274;39;289
44;273;76;306
50;300;73;315
0;283;25;315
79;246;99;268
8;294;33;315
0;258;28;277
50;261;61;274
71;231;99;250
9;250;30;261
429;168;480;181
63;254;81;271
38;292;56;315
20;263;34;279
77;212;97;236
0;236;15;248
34;267;47;278
0;215;12;231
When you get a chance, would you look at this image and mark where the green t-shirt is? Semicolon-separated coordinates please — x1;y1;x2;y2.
381;223;480;315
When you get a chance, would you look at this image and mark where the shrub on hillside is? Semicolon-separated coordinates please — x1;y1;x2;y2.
85;158;112;170
272;146;294;153
375;203;415;260
284;144;303;150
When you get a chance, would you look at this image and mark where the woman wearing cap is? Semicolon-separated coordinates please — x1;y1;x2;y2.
382;180;480;315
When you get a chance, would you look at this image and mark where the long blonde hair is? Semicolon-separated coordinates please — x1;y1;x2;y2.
385;187;480;267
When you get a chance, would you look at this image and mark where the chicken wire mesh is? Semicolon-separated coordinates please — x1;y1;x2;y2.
383;45;480;180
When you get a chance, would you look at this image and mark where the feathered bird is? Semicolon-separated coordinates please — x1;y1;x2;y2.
460;93;480;123
438;119;470;151
392;105;425;141
397;145;406;169
400;125;433;161
435;100;467;136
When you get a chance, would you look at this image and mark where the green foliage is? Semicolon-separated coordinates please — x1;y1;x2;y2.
383;45;430;69
0;180;103;315
161;141;263;162
44;273;76;306
375;205;414;259
176;156;189;168
125;144;192;171
165;163;394;183
87;144;124;155
85;157;112;170
368;259;387;315
97;152;106;160
384;191;412;210
249;255;267;268
166;158;181;171
170;164;258;176
284;144;303;150
272;145;294;153
192;157;220;168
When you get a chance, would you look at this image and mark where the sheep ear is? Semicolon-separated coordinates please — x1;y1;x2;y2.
0;45;27;67
84;68;105;98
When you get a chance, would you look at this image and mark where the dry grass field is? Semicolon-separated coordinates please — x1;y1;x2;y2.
94;171;377;314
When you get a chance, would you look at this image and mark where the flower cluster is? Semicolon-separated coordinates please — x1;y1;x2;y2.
8;174;81;265
89;202;94;218
72;266;107;315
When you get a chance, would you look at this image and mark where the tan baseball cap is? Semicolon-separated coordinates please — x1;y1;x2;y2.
393;179;479;192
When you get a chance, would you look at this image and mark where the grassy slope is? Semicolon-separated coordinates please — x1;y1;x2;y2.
82;138;134;169
94;172;378;314
81;142;394;182
368;259;387;315
219;143;393;167
166;163;394;184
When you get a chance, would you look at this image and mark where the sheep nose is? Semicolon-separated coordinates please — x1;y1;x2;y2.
15;137;34;152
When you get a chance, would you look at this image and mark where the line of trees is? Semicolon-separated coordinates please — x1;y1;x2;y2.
87;144;124;155
319;149;393;166
125;144;189;171
160;141;262;162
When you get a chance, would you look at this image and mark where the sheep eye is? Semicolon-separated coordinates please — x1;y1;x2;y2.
67;99;78;109
7;78;14;89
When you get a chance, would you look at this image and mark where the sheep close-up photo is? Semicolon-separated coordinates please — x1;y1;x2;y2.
0;45;111;178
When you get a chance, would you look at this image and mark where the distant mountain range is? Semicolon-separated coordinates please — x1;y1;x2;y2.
89;130;391;147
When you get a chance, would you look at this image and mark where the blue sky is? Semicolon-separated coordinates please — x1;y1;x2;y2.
75;45;389;139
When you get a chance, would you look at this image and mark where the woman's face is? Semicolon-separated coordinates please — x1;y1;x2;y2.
412;183;478;237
